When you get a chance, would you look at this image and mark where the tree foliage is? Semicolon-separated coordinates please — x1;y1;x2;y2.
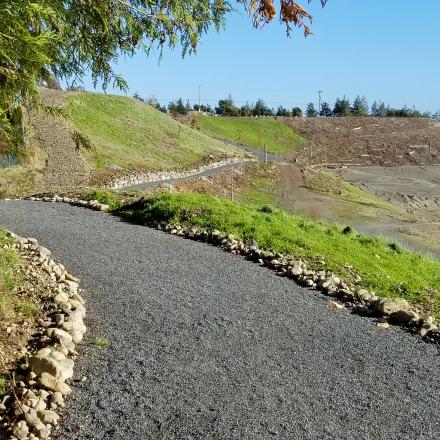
168;98;189;115
238;1;328;36
291;106;303;117
333;97;351;116
306;102;317;117
0;0;328;142
216;95;240;116
319;101;332;117
253;98;274;116
352;95;369;116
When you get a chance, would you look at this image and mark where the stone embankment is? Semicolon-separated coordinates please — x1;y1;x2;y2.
1;233;87;440
105;158;255;189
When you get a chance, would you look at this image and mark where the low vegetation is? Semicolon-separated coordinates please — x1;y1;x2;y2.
0;116;47;198
84;189;124;211
192;116;304;156
66;92;242;172
0;232;36;322
0;230;38;396
116;193;440;313
234;165;280;206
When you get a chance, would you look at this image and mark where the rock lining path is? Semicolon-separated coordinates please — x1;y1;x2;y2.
0;201;439;439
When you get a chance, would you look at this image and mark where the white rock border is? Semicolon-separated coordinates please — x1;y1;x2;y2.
1;232;87;440
22;195;110;212
104;157;256;190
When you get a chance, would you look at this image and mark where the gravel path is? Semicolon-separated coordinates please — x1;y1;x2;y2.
220;139;290;164
123;138;287;191
123;160;255;191
0;201;439;440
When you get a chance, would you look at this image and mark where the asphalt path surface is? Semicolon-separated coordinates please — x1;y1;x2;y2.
0;201;439;440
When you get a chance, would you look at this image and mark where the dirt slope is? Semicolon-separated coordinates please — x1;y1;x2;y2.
30;89;91;192
284;117;440;167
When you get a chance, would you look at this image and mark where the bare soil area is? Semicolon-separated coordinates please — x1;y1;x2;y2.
284;117;440;167
343;165;440;210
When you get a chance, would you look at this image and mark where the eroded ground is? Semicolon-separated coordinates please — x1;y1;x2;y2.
341;165;440;256
285;116;440;167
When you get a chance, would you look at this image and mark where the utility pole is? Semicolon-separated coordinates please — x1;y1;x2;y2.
198;85;202;112
230;166;234;201
318;90;323;115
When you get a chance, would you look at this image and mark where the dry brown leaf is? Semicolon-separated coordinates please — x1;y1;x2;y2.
327;301;345;309
377;322;391;330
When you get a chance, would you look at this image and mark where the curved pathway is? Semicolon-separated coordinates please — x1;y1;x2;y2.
0;201;439;439
122;139;288;191
123;159;255;191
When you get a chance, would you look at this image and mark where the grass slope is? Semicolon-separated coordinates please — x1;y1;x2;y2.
193;116;304;156
116;193;440;313
66;93;242;172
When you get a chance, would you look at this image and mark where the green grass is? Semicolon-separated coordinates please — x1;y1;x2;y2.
116;193;440;312
0;231;37;321
0;374;9;396
235;165;280;206
84;189;123;211
66;93;243;172
236;175;279;205
193;116;305;156
88;337;111;348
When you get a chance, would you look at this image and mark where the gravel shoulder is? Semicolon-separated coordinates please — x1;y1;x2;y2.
0;201;439;439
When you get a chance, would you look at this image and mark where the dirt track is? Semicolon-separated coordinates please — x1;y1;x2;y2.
284;117;440;167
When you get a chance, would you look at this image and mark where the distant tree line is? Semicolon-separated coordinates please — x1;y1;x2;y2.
134;92;436;119
306;95;433;118
213;95;304;117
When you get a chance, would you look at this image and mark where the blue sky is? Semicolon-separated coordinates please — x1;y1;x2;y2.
81;0;440;113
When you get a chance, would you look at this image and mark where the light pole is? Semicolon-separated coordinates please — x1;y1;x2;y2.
318;90;323;115
198;85;202;112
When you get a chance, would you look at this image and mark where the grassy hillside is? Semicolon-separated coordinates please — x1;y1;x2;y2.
116;193;440;314
192;116;304;156
66;93;242;172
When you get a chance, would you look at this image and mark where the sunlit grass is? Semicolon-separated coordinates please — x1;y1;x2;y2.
66;93;243;172
194;116;305;156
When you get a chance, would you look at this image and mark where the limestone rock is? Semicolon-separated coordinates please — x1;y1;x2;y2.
375;298;410;316
388;310;419;325
46;327;73;346
37;409;60;426
30;356;64;380
51;392;64;406
37;373;72;396
12;420;29;439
